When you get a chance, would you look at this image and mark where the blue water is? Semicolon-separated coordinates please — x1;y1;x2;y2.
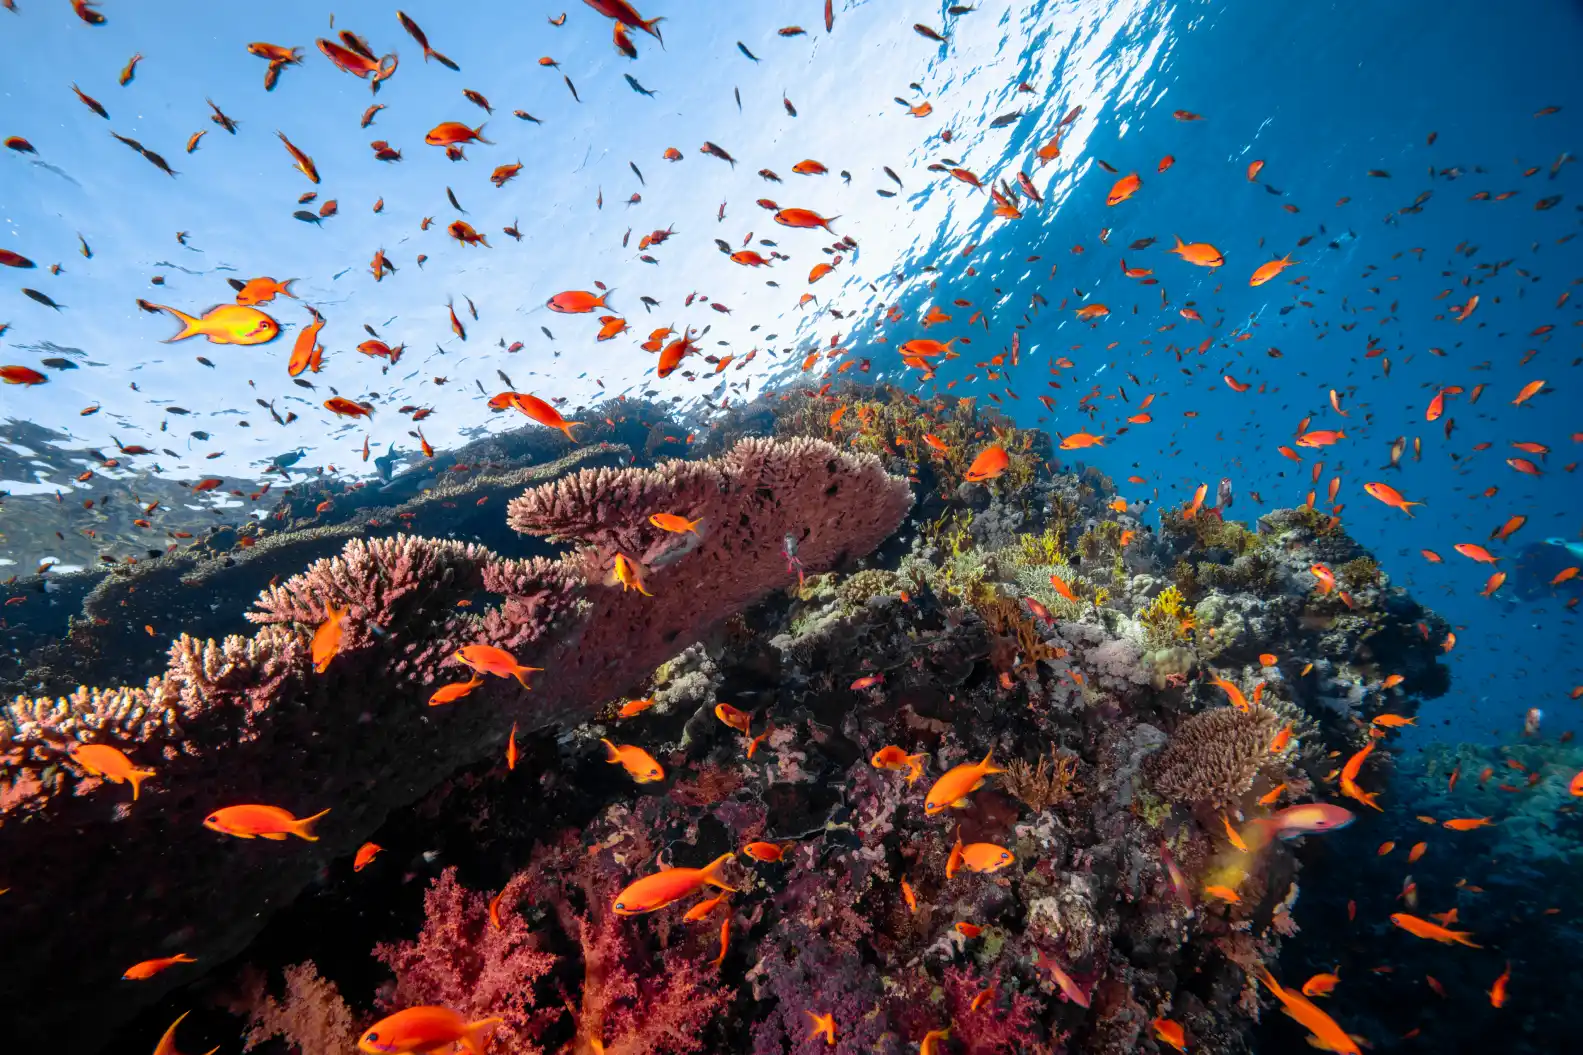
1;5;1579;711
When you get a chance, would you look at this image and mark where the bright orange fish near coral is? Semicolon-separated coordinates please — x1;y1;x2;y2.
358;1006;503;1055
203;804;330;841
453;644;541;688
612;853;737;915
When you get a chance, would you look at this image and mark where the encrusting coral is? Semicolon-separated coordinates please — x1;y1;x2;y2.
0;437;911;1051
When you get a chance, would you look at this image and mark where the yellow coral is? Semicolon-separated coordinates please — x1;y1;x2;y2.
1140;586;1194;648
1013;527;1065;566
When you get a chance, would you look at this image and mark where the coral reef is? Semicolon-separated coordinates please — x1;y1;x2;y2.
3;388;1463;1055
1147;706;1284;807
0;437;910;1051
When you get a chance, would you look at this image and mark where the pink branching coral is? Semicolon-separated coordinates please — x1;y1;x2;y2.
241;960;361;1055
0;438;908;1052
373;868;557;1054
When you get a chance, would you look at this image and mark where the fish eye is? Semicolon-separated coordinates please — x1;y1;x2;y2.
615;901;626;911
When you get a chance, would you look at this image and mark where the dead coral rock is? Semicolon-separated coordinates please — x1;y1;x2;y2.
0;438;910;1052
1146;705;1284;807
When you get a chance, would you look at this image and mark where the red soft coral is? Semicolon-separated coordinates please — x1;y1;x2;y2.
543;843;732;1055
372;868;557;1055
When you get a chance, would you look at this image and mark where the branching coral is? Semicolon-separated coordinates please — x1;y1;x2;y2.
1147;705;1285;806
1003;747;1081;812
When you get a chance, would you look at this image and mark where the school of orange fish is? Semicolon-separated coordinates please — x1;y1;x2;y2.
3;1;1580;1053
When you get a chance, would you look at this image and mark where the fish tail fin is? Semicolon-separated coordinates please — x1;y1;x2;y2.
474;122;492;144
602;738;620;762
980;749;1005;774
292;807;331;841
701;852;739;892
127;768;154;801
461;1018;505;1055
642;16;666;43
512;665;542;690
560;421;583;442
597;290;615;311
281;279;298;298
158;304;202;342
1458;935;1484;949
1173;234;1185;249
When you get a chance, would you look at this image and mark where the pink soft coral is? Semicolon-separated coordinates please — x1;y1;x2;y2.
372;868;557;1055
538;839;732;1055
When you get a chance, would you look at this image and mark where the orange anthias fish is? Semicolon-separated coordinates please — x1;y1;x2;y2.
715;702;753;735
1363;482;1422;517
1212;677;1250;712
150;303;279;345
427;674;481;706
1302;972;1341;998
1203;884;1242;904
1254;966;1362;1055
1454;543;1500;564
353;842;382;872
234;277;297;306
424;121;490;146
619;698;658;718
453;643;542;688
1310;563;1336;594
1390;912;1482;947
1442;816;1494;831
871;745;928;784
288;307;325;377
1107;171;1142;206
1488;962;1511;1008
583;0;667;41
546;289;612;313
312;604;348;673
505;392;583;440
1152;1017;1187;1053
325;397;374;419
742;841;793;863
611;552;653;596
203;804;330;841
806;1010;837;1046
122;954;197;980
612;853;737;915
945;831;1015;877
1340;742;1381;811
1169;236;1224;268
963;444;1010;482
602;739;664;783
648;512;702;534
923;750;1004;814
1250;254;1295;286
357;1007;504;1055
1060;432;1106;450
69;742;155;800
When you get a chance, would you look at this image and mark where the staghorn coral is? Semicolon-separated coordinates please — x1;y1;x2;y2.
1147;705;1284;806
1003;747;1082;812
241;960;361;1055
0;437;911;1052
